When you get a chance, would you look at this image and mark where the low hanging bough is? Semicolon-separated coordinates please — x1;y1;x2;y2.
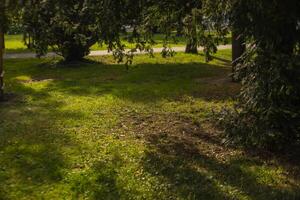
219;0;300;150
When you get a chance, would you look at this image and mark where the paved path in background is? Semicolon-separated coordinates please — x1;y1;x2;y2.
3;45;231;59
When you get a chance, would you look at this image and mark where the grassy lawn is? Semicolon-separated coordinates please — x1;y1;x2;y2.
4;34;231;54
4;35;32;53
4;34;188;54
0;50;299;199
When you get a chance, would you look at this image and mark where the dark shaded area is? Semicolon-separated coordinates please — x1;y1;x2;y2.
70;152;126;200
4;58;238;105
211;56;231;65
5;48;33;54
0;81;82;198
121;113;300;199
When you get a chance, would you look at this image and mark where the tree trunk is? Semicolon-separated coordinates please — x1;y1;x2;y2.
0;30;4;101
232;30;246;82
185;39;198;54
61;43;90;63
176;25;183;36
176;16;184;36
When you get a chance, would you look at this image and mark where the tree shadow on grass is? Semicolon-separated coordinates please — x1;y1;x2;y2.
1;56;299;199
69;152;125;200
122;113;300;199
0;81;83;199
4;53;240;106
211;56;232;65
13;60;239;104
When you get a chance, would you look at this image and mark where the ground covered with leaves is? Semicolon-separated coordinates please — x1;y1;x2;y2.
0;50;299;199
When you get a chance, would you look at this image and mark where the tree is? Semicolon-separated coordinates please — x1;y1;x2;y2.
21;0;101;62
220;0;300;150
141;0;225;60
183;7;201;54
176;1;203;54
201;0;244;79
1;0;31;100
0;30;4;101
0;0;14;101
21;0;144;62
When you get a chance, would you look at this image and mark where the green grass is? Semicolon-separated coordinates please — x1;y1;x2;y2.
4;35;32;53
4;33;231;54
4;34;188;54
0;50;299;199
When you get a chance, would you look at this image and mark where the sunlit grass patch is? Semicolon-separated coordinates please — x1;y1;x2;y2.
0;50;299;199
4;34;187;54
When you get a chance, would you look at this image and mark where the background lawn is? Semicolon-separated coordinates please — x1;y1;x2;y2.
4;33;231;54
4;34;187;54
0;50;299;199
4;35;32;53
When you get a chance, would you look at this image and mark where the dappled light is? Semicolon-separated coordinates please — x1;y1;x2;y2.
1;51;299;199
1;0;299;198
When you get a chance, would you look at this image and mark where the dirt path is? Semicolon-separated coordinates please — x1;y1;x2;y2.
4;45;231;59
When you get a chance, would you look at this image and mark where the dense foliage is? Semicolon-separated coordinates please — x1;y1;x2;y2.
220;0;300;149
2;0;228;62
21;0;144;61
22;0;98;61
0;0;24;30
140;0;228;60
